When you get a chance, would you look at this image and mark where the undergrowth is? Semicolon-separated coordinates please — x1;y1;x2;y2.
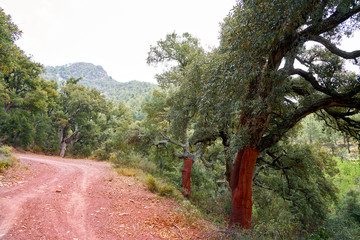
0;145;16;172
110;151;184;200
109;150;214;233
108;149;360;239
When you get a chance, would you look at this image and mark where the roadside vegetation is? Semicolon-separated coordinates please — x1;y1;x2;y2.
0;145;16;172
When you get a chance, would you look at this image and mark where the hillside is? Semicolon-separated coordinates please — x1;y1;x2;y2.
43;62;157;121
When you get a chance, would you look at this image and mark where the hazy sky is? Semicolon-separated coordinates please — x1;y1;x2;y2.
1;0;236;83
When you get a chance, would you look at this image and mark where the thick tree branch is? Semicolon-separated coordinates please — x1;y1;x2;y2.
253;180;274;191
300;4;360;37
318;108;360;140
259;97;360;151
325;108;360;118
160;132;186;149
291;85;310;96
310;35;360;60
290;68;339;97
159;131;201;161
64;130;79;144
290;68;360;98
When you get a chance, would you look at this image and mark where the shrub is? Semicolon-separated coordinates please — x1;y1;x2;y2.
158;183;175;197
343;190;360;223
92;149;109;160
116;167;140;177
0;145;12;155
33;146;42;153
143;173;182;199
145;174;157;192
0;145;15;172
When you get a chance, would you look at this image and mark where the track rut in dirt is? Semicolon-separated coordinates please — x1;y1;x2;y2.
0;153;210;239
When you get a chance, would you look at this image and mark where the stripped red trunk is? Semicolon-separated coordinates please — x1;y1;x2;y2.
229;147;259;229
181;158;193;198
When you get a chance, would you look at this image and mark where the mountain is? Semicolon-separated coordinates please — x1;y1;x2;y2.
42;62;157;121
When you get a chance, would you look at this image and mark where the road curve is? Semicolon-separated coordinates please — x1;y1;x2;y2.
0;154;115;240
0;153;209;240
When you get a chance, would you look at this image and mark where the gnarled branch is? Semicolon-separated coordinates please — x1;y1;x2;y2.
260;97;360;151
310;35;360;60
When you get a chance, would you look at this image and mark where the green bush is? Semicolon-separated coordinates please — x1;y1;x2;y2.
33;146;42;153
144;173;181;199
144;174;157;192
110;151;157;173
343;190;360;223
0;145;12;155
0;145;15;172
91;149;109;160
158;182;177;197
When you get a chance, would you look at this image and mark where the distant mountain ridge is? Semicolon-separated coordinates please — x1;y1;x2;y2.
42;62;157;121
44;62;109;81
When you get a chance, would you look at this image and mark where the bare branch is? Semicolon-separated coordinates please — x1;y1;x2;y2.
160;132;186;148
153;140;168;146
290;68;340;97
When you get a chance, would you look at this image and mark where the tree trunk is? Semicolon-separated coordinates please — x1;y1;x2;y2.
59;141;67;157
181;158;193;198
224;151;233;187
229;147;259;229
69;139;77;154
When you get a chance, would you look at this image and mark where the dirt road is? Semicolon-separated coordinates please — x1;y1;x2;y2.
0;153;208;239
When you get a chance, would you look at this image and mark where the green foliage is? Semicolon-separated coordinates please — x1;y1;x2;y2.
0;8;21;74
0;145;12;155
310;158;360;240
251;142;338;234
91;149;109;161
43;63;157;121
0;145;15;171
144;174;178;197
144;174;157;192
2;109;35;147
343;190;360;223
1;50;50;113
54;80;111;157
0;43;58;148
110;151;157;174
32;146;42;153
1;4;360;239
334;158;360;193
33;113;59;153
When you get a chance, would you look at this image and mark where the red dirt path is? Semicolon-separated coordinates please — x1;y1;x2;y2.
0;153;213;239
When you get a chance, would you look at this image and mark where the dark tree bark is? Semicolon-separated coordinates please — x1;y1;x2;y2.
181;158;193;198
229;148;259;228
158;132;200;199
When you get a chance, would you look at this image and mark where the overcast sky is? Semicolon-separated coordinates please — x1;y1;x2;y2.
1;0;236;83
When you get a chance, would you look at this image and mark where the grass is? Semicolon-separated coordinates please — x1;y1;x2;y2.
116;167;142;177
143;174;183;198
115;164;184;200
110;151;184;200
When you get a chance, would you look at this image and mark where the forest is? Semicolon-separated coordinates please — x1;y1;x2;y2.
43;62;157;121
1;1;360;239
